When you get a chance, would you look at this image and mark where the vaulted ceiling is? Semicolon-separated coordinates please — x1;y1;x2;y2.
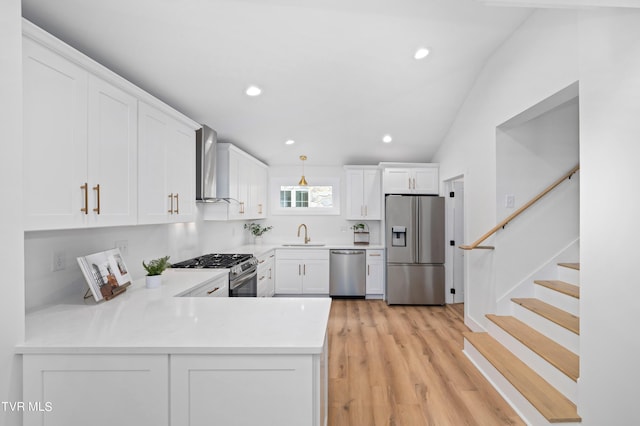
22;0;532;166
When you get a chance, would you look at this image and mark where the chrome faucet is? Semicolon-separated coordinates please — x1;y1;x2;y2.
297;223;311;244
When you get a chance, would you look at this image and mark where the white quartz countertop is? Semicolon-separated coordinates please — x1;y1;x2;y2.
19;269;332;356
230;243;384;257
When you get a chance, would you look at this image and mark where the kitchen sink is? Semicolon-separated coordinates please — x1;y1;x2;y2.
282;243;326;247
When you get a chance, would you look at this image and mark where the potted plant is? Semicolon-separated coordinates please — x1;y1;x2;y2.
351;223;370;245
142;256;171;289
244;222;273;244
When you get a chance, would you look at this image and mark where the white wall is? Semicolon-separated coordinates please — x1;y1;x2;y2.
493;98;579;306
0;0;24;424
432;9;579;330
578;8;640;424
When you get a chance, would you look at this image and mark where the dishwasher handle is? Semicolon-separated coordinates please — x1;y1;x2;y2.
331;250;365;255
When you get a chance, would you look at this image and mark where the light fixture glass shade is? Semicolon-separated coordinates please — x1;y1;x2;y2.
298;155;308;186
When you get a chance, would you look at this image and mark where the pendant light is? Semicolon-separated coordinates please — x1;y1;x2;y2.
298;155;308;186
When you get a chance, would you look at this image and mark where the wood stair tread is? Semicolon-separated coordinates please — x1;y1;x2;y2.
512;298;580;335
465;332;581;423
487;314;579;381
534;280;580;299
558;262;580;270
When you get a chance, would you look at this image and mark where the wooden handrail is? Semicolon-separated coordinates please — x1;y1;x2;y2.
460;164;579;251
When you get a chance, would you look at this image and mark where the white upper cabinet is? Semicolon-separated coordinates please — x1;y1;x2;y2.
87;75;138;227
382;165;439;194
138;102;195;224
204;143;268;221
23;38;137;230
345;166;382;220
22;21;198;230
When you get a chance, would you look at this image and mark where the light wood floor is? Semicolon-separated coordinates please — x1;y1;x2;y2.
327;299;525;426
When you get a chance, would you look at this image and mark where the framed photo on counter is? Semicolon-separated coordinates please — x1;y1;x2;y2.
77;248;131;302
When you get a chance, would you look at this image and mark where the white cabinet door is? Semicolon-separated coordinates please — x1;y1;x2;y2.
250;161;268;219
167;122;195;223
383;168;412;194
346;168;381;220
383;167;439;194
413;168;439;194
302;259;330;294
86;75;138;227
362;169;382;219
23;354;169;426
275;259;303;294
138;102;170;224
138;102;195;224
171;354;319;426
366;250;385;295
23;38;88;230
346;169;366;219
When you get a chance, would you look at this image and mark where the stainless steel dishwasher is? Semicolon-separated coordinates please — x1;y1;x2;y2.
330;250;366;297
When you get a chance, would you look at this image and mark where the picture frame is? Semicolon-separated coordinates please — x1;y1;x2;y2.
77;248;132;302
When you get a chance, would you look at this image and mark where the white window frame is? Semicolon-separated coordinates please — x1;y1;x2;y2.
270;177;341;216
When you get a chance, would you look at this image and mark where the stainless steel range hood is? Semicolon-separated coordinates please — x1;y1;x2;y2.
195;125;218;202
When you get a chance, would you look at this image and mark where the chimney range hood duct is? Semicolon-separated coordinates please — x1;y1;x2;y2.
195;125;218;202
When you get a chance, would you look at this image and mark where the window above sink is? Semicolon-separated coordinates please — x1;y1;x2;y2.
270;177;340;216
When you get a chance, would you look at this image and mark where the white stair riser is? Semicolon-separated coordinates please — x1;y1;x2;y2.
464;340;581;426
534;285;580;317
511;303;580;355
487;321;578;404
557;266;580;286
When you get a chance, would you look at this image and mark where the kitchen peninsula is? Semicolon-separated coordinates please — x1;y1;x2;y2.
19;270;331;426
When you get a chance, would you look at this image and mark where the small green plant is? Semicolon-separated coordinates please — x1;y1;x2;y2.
351;223;366;232
142;256;171;276
244;222;273;237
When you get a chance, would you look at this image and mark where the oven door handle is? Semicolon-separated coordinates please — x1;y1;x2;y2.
229;269;257;290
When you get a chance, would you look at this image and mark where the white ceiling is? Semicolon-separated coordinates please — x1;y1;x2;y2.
22;0;531;166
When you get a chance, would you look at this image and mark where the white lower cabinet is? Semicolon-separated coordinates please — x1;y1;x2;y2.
366;249;385;297
23;354;169;426
275;250;330;295
171;351;326;426
257;250;275;297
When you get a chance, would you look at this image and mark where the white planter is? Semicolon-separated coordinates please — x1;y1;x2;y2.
145;275;162;289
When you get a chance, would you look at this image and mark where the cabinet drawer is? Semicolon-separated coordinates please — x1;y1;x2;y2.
256;250;275;267
182;276;229;297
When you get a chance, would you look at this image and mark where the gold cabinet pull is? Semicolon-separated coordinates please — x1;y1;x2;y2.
259;275;266;281
298;264;301;276
239;201;245;214
168;193;174;214
174;193;179;214
368;265;370;275
80;183;88;214
258;203;263;214
92;184;101;214
206;287;220;295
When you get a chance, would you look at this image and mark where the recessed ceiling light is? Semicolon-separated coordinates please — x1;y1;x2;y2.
414;47;430;60
245;85;262;97
285;139;295;145
382;134;393;143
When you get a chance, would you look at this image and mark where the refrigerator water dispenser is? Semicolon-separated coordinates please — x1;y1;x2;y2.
391;226;407;247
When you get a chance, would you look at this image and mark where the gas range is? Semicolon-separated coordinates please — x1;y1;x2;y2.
171;253;258;281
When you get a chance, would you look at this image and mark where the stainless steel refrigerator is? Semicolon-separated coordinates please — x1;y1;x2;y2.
385;195;445;305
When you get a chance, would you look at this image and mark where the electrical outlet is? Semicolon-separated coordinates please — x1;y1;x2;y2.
505;194;515;209
115;240;129;255
52;251;66;272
